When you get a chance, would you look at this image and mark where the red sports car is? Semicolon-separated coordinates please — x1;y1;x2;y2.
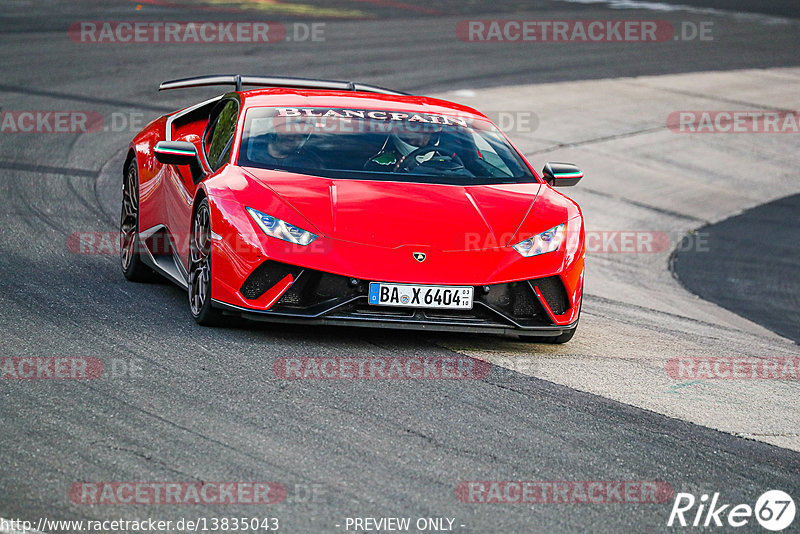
121;75;585;342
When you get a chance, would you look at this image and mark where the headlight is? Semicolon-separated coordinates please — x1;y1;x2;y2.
512;223;565;257
246;207;318;246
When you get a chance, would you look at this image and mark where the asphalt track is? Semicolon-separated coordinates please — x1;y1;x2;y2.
1;0;799;533
673;194;800;345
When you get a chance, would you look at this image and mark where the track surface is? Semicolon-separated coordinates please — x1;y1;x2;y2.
1;0;799;532
673;194;800;344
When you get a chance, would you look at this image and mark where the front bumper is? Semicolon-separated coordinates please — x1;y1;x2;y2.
211;261;580;336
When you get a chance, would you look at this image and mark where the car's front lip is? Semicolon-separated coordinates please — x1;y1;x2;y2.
210;297;579;336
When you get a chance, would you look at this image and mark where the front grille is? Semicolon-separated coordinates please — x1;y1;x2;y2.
240;261;302;300
532;276;569;315
512;284;539;318
482;281;546;323
275;271;362;308
239;262;567;327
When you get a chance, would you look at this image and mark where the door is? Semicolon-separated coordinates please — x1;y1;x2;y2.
166;98;240;269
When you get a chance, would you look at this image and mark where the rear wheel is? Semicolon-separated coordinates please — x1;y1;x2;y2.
188;198;224;326
120;160;156;282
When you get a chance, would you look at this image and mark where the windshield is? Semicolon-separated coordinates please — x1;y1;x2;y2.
237;107;536;185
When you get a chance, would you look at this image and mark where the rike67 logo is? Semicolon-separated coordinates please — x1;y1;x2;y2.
668;490;795;531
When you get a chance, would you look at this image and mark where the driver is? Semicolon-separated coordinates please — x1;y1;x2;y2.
253;115;322;170
363;124;441;172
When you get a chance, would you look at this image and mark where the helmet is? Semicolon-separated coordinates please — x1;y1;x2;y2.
392;121;443;156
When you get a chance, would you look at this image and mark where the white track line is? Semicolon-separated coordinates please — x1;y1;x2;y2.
555;0;792;24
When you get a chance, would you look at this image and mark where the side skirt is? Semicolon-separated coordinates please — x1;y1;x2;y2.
138;225;189;290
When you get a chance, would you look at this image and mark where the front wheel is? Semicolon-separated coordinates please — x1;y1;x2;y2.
188;198;224;326
543;324;577;344
518;324;577;344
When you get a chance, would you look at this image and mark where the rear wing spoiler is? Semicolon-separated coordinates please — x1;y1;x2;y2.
158;74;408;96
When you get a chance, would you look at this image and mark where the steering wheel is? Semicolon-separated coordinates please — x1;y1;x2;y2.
394;146;466;173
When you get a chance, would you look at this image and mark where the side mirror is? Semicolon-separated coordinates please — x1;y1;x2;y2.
542;162;583;187
154;141;205;185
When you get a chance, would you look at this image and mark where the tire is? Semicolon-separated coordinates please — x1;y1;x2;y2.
188;198;224;326
518;324;577;344
120;159;157;282
542;324;578;344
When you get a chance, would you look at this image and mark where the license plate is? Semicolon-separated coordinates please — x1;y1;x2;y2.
368;283;473;309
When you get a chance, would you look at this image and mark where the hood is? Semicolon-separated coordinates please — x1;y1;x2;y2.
241;168;560;251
